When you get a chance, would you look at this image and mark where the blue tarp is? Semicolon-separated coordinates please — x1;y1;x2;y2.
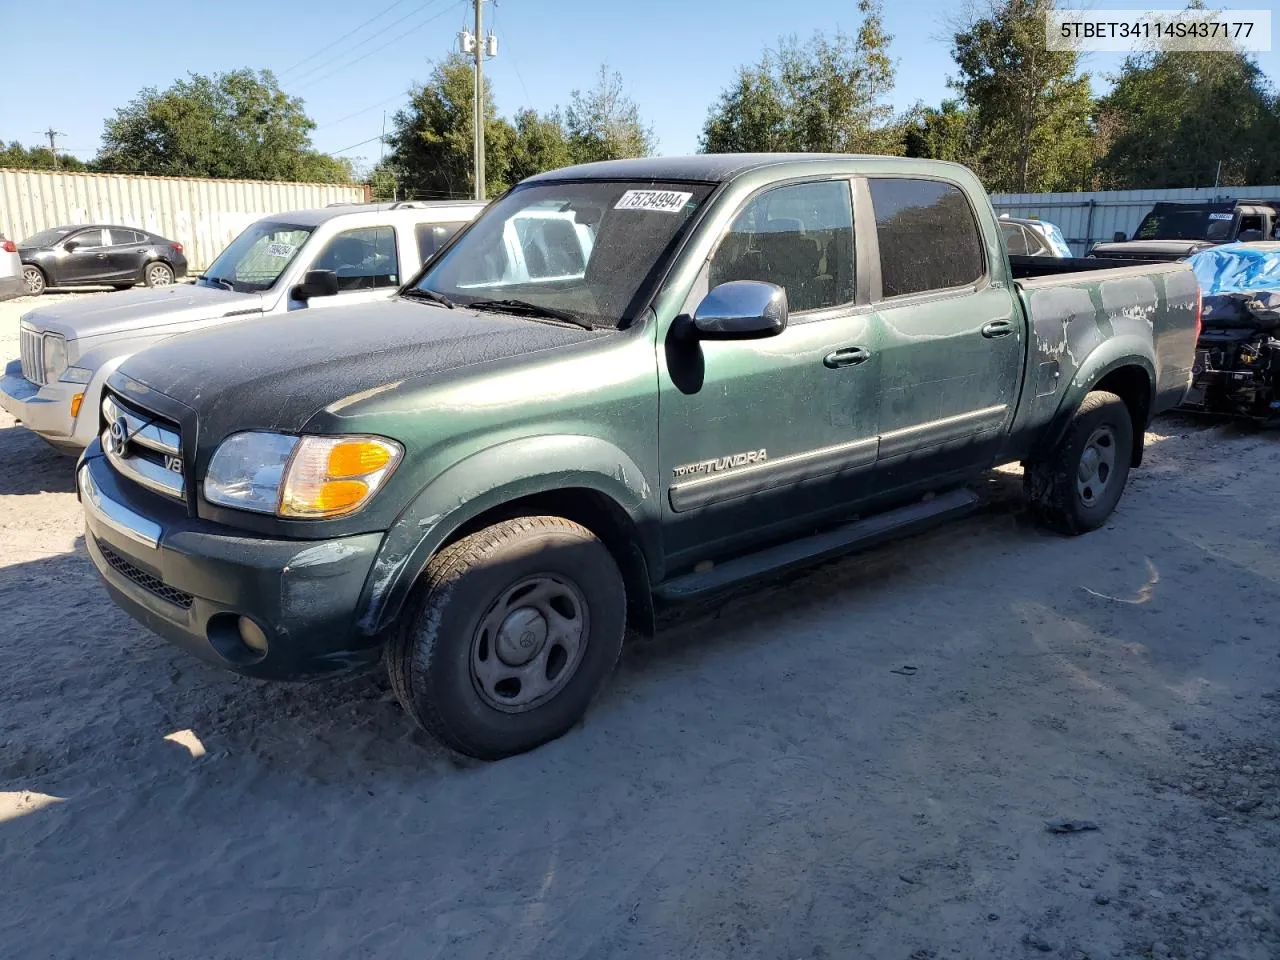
1188;243;1280;296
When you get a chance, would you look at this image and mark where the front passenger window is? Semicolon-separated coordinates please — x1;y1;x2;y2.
709;180;855;314
312;225;399;291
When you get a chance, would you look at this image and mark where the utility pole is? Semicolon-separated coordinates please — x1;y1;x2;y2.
460;1;497;200
40;128;64;170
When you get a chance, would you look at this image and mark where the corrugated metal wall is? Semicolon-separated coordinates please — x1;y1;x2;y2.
0;170;368;270
991;185;1280;256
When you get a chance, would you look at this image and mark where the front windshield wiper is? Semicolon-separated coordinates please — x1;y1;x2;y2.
465;298;594;331
202;275;236;292
401;287;456;309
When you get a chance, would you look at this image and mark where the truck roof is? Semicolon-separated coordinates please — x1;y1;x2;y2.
525;153;973;185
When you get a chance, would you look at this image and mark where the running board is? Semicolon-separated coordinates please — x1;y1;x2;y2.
654;488;980;602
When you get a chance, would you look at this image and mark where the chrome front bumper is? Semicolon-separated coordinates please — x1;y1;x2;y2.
78;462;162;548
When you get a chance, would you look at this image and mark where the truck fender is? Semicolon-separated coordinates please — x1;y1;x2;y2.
1034;334;1156;468
357;434;658;636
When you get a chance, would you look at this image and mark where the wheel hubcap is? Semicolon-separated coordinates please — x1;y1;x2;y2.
470;575;588;713
150;266;171;285
23;268;41;292
1076;425;1117;507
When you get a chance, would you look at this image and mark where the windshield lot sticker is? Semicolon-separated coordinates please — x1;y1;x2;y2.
615;190;693;213
1208;213;1234;220
265;242;296;258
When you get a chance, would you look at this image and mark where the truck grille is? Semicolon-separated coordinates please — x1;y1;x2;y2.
101;392;186;502
19;326;45;385
96;538;194;609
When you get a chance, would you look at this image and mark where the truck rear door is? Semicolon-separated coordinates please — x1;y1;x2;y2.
861;176;1024;487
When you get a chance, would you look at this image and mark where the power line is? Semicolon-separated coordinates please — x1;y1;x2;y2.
329;133;389;155
291;0;460;90
277;0;418;79
315;92;409;130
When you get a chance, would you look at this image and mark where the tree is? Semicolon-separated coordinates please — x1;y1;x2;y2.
949;0;1094;192
901;100;972;163
563;66;656;163
0;141;88;172
1095;47;1280;188
382;53;514;199
95;69;350;182
508;108;574;184
699;0;902;154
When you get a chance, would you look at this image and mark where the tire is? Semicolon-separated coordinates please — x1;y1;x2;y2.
143;261;174;287
388;516;627;760
1025;389;1134;535
22;265;45;296
112;283;135;291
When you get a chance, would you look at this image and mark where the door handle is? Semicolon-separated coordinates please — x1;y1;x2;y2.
981;319;1014;339
823;346;870;368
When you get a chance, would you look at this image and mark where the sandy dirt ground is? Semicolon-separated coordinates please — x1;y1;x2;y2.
1;292;1278;960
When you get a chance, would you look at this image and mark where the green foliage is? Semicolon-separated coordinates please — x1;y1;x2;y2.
1095;48;1280;188
0;141;88;171
563;66;656;163
699;0;902;155
384;56;654;198
948;0;1094;192
901;100;971;163
95;68;350;183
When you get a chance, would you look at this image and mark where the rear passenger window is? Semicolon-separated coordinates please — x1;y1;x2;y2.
869;178;984;298
1000;222;1028;256
415;221;468;264
312;225;399;291
709;180;855;314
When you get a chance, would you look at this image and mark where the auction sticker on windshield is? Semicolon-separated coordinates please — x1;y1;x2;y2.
1208;213;1234;221
265;242;296;258
615;190;693;213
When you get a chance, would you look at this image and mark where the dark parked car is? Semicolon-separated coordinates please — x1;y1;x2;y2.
19;224;188;296
1087;200;1278;262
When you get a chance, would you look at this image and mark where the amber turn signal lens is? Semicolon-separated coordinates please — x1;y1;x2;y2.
327;440;394;478
278;434;402;519
70;393;83;418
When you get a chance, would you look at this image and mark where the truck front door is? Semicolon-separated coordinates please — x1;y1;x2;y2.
657;178;883;570
290;224;402;312
862;176;1023;490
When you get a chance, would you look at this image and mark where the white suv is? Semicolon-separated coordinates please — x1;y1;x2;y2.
1;199;485;452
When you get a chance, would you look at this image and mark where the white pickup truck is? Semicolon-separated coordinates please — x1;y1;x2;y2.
1;199;485;452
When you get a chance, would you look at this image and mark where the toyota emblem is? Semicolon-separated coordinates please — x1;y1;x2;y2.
109;416;129;455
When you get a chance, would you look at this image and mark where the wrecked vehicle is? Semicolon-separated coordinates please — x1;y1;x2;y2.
1181;241;1280;422
77;154;1199;760
1088;199;1277;262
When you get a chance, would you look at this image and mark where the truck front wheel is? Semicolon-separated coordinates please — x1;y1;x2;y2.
388;516;627;760
1025;389;1134;535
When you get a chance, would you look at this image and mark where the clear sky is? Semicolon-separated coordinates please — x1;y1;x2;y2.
3;0;1277;171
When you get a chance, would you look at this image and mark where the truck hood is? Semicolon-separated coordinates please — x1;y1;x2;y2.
21;284;264;341
1089;239;1215;261
114;298;603;439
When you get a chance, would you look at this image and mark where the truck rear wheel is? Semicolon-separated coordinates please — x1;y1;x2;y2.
388;516;627;760
1025;389;1134;535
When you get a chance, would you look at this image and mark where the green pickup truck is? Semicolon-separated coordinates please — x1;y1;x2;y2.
77;154;1200;759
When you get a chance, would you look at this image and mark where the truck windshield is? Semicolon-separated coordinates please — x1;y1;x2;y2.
1134;209;1234;243
201;221;314;292
412;180;715;329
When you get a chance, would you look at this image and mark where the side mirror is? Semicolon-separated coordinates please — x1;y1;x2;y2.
1112;231;1127;243
689;280;788;340
292;269;339;301
63;240;80;252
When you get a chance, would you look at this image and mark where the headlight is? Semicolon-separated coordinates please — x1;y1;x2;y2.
42;334;68;383
59;366;93;384
203;431;402;519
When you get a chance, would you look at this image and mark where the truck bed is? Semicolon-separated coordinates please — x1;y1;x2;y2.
1008;254;1162;279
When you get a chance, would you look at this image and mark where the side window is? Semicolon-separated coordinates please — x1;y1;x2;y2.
414;221;468;264
708;180;855;314
868;178;985;298
1000;222;1028;256
1022;225;1049;256
70;229;106;249
311;225;399;291
106;229;142;246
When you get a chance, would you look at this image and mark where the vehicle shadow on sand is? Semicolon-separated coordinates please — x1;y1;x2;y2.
0;422;77;495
